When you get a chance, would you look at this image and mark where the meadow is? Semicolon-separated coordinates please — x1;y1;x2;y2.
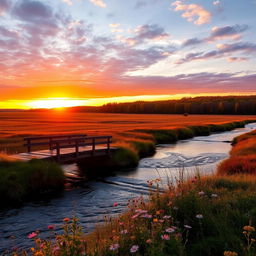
1;112;256;154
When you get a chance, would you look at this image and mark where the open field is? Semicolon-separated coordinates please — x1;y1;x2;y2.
0;112;255;153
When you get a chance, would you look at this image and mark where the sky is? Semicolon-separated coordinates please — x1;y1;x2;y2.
0;0;255;108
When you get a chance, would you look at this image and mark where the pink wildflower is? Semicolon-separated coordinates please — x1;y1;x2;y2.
27;232;37;239
161;234;170;240
198;191;205;196
165;227;175;233
146;239;152;244
109;243;120;251
120;229;128;234
184;225;192;229
113;202;118;207
130;245;139;253
48;225;54;230
163;215;171;219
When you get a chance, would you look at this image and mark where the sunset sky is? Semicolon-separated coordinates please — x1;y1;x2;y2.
0;0;255;109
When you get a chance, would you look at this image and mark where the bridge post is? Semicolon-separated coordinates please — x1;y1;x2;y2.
26;139;31;153
56;142;60;161
75;140;79;157
92;138;95;156
107;137;110;154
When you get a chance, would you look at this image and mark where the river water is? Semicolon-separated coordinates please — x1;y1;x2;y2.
1;123;256;252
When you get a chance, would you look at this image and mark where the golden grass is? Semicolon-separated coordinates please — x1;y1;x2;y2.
0;112;255;153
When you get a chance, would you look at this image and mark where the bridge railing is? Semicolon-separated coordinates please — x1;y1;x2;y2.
24;134;87;153
24;135;112;161
51;136;112;160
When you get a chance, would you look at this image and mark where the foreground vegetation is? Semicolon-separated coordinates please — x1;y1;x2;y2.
0;155;65;208
7;127;256;256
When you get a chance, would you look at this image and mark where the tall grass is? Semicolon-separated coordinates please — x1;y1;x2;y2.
218;128;256;175
0;159;64;208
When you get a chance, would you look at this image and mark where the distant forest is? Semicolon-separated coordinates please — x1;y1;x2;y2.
68;96;256;115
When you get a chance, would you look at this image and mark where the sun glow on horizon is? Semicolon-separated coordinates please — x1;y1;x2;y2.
26;98;87;109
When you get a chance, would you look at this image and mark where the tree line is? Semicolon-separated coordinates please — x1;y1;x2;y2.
80;96;256;115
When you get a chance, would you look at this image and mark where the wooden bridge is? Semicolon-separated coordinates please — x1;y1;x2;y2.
10;134;114;164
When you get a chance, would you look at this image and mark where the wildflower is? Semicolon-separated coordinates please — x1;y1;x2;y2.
48;225;54;230
119;222;124;226
153;218;158;223
165;227;175;233
223;251;238;256
135;209;147;214
196;214;203;219
130;236;136;240
113;202;118;207
130;245;139;253
161;234;170;240
173;206;179;210
141;214;152;218
146;239;152;244
159;219;164;223
109;244;120;251
198;191;205;196
156;210;161;215
120;229;128;234
243;225;255;232
184;225;192;229
27;232;37;239
34;252;44;256
132;213;140;219
211;193;218;198
163;215;171;219
63;218;70;222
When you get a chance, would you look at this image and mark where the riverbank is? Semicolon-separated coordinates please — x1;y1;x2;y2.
8;124;256;255
0;156;65;209
85;119;256;170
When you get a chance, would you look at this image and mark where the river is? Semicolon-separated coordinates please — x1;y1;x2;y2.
1;123;256;252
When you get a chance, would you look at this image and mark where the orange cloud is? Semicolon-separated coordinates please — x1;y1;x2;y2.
172;1;211;25
89;0;106;8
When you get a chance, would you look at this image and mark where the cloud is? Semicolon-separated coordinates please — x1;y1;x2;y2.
207;25;248;41
213;0;220;5
177;42;256;64
182;37;203;47
182;24;249;48
0;0;10;15
13;0;53;21
89;0;106;8
62;0;73;5
172;1;211;25
227;57;248;62
135;24;170;41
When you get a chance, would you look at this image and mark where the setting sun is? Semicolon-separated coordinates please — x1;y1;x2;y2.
26;98;87;109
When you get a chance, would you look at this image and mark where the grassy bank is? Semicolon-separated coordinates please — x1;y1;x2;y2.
10;126;256;256
112;120;255;168
218;128;256;175
0;155;65;208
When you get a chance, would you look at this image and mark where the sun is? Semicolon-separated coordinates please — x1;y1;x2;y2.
27;98;86;109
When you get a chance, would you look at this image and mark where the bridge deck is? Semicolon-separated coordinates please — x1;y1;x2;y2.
10;146;115;163
10;134;115;163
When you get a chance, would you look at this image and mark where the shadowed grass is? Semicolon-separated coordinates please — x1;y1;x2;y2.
0;159;65;208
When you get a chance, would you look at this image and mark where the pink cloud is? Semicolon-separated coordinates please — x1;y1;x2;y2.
172;1;211;25
89;0;106;8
